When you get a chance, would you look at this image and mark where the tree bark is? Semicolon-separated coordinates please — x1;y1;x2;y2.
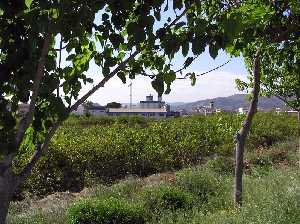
0;168;17;224
234;49;261;206
298;110;300;167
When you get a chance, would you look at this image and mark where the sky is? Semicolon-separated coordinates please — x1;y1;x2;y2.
58;7;250;106
78;49;249;105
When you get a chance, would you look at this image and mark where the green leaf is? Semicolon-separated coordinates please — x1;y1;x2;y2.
192;38;206;55
182;41;189;57
117;71;126;84
184;57;194;68
25;0;33;8
209;44;218;59
188;72;196;86
164;71;176;84
151;77;164;96
173;0;183;10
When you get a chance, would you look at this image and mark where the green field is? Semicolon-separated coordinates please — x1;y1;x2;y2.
14;113;298;197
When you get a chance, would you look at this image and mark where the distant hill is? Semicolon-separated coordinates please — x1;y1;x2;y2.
170;94;286;111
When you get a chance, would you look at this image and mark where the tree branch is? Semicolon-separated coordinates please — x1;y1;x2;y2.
260;81;298;111
16;34;52;147
17;121;62;185
0;154;13;175
240;49;261;137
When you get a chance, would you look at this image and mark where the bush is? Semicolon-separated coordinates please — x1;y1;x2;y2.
176;168;222;203
205;156;234;174
68;197;145;224
142;185;193;211
246;139;297;168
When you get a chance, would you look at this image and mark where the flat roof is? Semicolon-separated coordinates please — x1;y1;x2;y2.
140;101;164;103
108;108;167;113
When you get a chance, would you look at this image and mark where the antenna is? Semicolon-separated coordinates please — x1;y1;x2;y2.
128;82;132;109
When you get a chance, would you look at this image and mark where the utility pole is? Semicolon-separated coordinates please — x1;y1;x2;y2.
129;82;132;109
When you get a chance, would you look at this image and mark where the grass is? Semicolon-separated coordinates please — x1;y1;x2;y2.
8;139;300;224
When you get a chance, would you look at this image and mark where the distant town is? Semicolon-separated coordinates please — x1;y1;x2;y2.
17;94;298;119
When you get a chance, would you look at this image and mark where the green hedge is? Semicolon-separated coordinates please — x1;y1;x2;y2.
16;113;297;198
68;197;145;224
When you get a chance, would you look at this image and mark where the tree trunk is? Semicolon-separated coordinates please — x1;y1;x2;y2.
0;168;16;224
298;111;300;168
234;49;261;206
234;133;246;206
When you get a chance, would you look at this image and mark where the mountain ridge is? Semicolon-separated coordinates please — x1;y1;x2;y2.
169;94;286;111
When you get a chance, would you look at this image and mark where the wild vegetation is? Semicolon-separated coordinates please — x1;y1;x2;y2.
8;137;299;223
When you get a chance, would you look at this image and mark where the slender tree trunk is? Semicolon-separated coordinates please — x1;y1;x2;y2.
234;49;261;206
0;168;17;224
298;111;300;167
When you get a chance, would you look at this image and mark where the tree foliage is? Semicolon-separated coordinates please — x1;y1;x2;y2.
106;102;121;108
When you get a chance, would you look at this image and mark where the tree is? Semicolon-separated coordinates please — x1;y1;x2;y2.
204;0;300;206
106;102;122;108
0;0;221;222
238;40;300;166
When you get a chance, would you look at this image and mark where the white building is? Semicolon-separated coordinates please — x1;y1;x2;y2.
238;107;248;114
108;107;168;118
72;103;106;116
107;94;169;118
72;105;85;116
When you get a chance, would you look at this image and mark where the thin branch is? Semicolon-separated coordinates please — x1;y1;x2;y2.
175;55;200;74
17;121;62;185
16;33;52;147
168;8;188;28
261;81;298;111
57;36;63;97
54;45;67;51
240;49;261;137
70;51;139;111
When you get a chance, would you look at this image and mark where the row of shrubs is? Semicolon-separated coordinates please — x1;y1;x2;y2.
16;113;297;198
68;166;228;224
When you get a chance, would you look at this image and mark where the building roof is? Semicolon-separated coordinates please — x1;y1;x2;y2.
86;105;106;110
108;108;167;113
140;101;164;103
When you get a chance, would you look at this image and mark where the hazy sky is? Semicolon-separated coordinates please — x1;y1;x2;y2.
58;8;250;105
77;49;249;105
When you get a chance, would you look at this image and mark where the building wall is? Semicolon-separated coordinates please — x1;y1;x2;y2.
109;112;166;118
89;110;107;116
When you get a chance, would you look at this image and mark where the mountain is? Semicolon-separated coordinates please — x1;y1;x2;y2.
170;94;286;111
